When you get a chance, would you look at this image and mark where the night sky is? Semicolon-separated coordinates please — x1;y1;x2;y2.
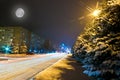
0;0;100;47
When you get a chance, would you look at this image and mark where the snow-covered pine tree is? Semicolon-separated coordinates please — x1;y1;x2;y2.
72;0;120;80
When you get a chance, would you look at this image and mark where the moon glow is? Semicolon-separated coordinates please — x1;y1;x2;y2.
15;8;25;18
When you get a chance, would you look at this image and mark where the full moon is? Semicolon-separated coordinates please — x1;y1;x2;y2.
15;8;25;18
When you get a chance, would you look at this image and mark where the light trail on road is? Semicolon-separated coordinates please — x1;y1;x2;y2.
0;53;67;80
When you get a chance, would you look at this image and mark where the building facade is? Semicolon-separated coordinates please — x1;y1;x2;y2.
29;32;45;53
0;27;44;54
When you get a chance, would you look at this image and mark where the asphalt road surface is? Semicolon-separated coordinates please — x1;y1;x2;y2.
0;53;66;80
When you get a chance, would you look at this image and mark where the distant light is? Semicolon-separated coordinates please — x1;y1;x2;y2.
92;9;101;17
2;45;11;53
62;43;65;46
34;50;37;53
40;49;43;53
66;48;71;53
15;8;25;18
29;49;32;52
5;47;10;51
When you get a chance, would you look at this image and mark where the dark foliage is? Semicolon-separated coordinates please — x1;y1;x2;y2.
72;1;120;80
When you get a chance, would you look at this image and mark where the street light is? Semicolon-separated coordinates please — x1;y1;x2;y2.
5;47;10;51
78;2;101;21
2;46;11;54
92;9;101;17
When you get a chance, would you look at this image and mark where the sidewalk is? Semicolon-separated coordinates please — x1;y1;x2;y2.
34;54;91;80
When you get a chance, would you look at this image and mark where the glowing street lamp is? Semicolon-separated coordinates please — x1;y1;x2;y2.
92;9;101;17
2;46;11;54
5;47;10;51
78;2;101;20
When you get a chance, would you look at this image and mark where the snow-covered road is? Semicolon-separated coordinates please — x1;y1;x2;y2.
0;53;66;80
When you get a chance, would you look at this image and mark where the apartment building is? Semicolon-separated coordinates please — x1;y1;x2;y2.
0;26;47;54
